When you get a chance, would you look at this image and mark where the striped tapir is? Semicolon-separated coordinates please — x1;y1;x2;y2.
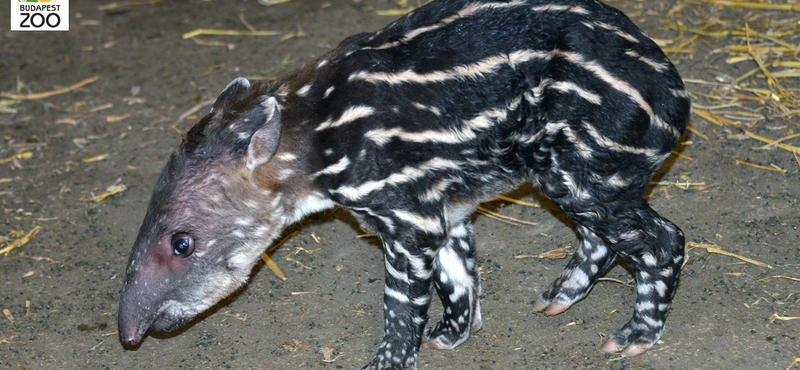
118;0;691;368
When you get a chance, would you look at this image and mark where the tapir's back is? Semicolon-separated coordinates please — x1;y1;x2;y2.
303;0;690;206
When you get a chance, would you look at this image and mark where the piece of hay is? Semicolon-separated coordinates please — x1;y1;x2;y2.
0;152;32;164
197;63;226;78
83;154;109;163
84;183;127;203
745;25;783;94
743;131;800;154
770;313;800;323
259;230;300;280
89;103;114;113
757;275;800;283
376;7;416;16
515;245;572;260
192;38;236;50
652;181;712;191
104;114;130;123
671;150;693;160
221;311;248;321
702;0;800;11
182;29;281;39
261;253;287;281
0;226;42;255
735;160;787;173
238;12;256;32
2;309;13;323
267;230;300;253
280;26;308;42
1;76;100;100
477;207;520;226
0;99;19;114
694;109;800;163
755;133;800;150
785;358;800;370
771;71;800;79
686;126;709;141
693;109;725;127
176;98;216;123
496;195;541;208
477;206;537;226
687;241;772;269
596;277;634;287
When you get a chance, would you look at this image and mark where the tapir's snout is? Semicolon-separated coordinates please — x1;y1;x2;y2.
118;250;237;349
117;261;175;348
118;306;176;347
118;316;145;347
118;279;158;347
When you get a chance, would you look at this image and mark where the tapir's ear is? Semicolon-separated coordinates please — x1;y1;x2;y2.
245;97;281;171
212;77;251;112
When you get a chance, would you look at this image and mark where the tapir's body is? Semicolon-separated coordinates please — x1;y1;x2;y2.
119;0;691;368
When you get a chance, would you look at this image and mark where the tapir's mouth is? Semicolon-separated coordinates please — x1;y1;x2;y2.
119;308;158;347
121;311;194;347
148;310;187;333
119;272;241;347
120;304;185;347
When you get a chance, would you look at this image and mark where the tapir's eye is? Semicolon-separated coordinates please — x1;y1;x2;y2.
171;233;194;257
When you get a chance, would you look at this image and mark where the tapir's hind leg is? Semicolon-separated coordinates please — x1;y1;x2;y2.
528;127;685;356
535;178;685;357
533;226;618;316
588;205;684;357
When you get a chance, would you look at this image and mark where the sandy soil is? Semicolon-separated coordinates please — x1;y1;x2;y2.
1;0;798;369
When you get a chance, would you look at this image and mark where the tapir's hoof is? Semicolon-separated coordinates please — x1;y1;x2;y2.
599;338;651;357
423;337;452;351
532;298;571;316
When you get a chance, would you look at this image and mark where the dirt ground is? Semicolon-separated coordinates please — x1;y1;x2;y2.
1;0;798;369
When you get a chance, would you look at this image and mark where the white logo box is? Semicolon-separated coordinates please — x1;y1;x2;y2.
10;0;70;31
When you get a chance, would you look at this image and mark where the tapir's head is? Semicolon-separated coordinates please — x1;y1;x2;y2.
118;78;311;347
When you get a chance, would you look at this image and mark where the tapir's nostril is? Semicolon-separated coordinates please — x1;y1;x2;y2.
121;335;140;347
118;320;144;347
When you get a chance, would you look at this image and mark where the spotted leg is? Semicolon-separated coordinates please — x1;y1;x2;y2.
423;222;483;350
543;199;684;357
361;236;437;370
533;226;618;316
533;164;684;356
588;205;684;357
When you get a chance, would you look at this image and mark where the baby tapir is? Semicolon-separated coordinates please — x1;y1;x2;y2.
118;0;691;368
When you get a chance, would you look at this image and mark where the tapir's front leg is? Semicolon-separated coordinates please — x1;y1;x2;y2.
362;236;438;370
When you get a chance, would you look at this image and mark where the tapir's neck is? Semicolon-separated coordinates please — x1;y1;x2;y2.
256;53;368;212
248;82;342;223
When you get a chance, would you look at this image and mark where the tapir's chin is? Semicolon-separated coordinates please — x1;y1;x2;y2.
148;311;191;333
118;272;243;347
119;305;195;347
